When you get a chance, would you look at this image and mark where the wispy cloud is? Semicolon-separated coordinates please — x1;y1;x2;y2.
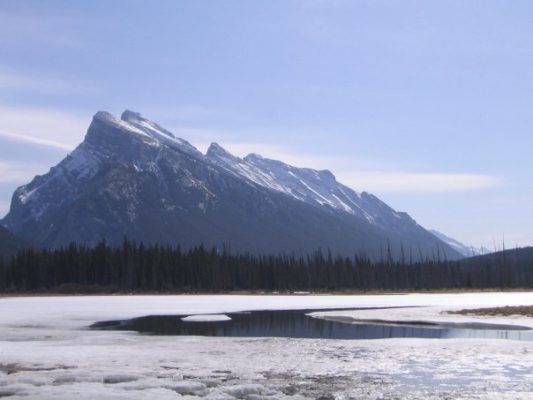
337;171;503;193
0;105;89;150
0;128;73;151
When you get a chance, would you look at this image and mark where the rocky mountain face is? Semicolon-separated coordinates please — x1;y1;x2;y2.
1;110;462;261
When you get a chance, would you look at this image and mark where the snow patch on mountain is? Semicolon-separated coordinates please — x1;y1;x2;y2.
207;142;415;231
121;110;202;157
206;143;292;195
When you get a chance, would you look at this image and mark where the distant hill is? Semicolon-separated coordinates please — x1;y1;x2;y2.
0;226;28;259
462;246;533;266
1;110;462;261
429;229;491;257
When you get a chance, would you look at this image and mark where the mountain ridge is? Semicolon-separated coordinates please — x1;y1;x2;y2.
1;110;462;261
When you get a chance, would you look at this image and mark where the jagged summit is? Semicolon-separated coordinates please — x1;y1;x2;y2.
91;110;160;143
206;142;239;161
94;110;115;122
244;153;263;161
1;109;462;260
121;109;145;123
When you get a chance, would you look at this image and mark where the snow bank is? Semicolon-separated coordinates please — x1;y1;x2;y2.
308;293;533;330
181;314;231;322
1;292;532;329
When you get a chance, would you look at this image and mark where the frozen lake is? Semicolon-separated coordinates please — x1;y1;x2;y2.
1;292;533;399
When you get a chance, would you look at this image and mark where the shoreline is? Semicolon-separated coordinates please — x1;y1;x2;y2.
1;287;532;298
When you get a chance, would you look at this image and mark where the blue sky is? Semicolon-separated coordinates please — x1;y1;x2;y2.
0;0;532;248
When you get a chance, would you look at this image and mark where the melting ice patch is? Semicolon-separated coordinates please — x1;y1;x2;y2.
181;314;232;322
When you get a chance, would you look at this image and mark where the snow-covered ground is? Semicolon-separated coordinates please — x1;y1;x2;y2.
0;292;532;399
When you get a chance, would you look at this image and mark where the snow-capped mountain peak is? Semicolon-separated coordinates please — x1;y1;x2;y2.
1;109;462;260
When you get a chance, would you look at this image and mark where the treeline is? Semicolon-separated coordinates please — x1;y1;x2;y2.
0;239;532;292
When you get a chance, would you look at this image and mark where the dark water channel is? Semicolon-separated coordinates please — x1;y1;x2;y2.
90;309;533;341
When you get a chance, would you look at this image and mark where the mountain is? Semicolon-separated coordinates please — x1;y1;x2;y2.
429;230;491;257
1;110;462;261
0;226;28;259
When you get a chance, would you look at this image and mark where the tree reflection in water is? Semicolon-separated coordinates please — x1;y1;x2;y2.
91;309;533;341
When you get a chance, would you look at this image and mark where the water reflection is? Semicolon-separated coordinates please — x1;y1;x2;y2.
91;309;533;341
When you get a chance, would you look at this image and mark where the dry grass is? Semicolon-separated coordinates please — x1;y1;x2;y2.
449;305;533;317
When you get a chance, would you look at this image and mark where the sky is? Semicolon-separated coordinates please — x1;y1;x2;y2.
0;0;532;249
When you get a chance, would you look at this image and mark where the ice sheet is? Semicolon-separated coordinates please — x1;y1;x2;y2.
0;292;532;399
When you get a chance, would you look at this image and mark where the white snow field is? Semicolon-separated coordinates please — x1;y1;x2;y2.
0;292;532;399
